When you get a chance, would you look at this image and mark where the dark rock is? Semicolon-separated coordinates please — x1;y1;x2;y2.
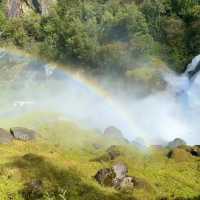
167;138;186;148
190;146;200;157
22;180;43;199
10;127;37;141
94;168;116;187
106;145;122;160
104;126;123;138
167;148;192;162
0;128;13;144
94;163;152;191
93;145;122;162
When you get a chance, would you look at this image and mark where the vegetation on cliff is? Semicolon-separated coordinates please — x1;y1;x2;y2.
0;0;200;75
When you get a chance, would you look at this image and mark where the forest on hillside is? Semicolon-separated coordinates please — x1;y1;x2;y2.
0;0;200;75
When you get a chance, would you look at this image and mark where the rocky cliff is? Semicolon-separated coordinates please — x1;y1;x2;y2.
6;0;54;18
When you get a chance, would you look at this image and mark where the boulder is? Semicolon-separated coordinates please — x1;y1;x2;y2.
167;138;186;148
94;163;151;191
106;145;122;160
190;146;200;157
94;168;116;187
104;126;123;138
93;145;122;162
117;176;151;190
112;163;128;180
0;128;13;144
167;148;192;162
10;127;37;141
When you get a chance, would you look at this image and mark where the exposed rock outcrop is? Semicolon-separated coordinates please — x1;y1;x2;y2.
10;127;37;141
0;128;13;144
7;0;54;18
94;163;151;191
93;145;122;162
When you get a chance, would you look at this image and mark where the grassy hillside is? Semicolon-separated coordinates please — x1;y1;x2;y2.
0;112;199;200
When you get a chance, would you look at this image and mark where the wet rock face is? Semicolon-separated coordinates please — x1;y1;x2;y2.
10;127;37;141
0;128;13;144
93;145;122;162
167;138;186;148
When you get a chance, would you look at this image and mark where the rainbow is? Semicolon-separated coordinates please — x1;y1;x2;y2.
0;47;143;141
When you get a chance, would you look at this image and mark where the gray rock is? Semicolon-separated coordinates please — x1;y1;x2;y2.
0;128;13;144
10;127;37;141
190;146;200;157
94;168;116;187
112;163;128;180
167;138;186;148
117;176;134;190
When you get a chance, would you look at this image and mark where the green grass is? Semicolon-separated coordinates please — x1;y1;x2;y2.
0;112;199;200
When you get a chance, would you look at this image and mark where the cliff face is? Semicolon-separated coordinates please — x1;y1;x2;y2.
7;0;23;18
7;0;54;18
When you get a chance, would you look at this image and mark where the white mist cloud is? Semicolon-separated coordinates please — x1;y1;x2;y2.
0;49;200;145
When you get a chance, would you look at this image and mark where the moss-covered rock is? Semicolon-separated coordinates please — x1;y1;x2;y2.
167;148;192;162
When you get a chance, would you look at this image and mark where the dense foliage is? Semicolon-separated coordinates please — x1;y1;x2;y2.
0;0;200;74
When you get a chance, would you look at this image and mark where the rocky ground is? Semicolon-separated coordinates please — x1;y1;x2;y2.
0;112;199;200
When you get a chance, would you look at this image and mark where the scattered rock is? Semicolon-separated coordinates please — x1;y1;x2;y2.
0;128;13;144
190;146;200;157
94;168;116;187
94;163;151;191
93;145;122;162
112;163;128;180
117;176;151;191
117;176;134;190
104;126;123;138
10;127;37;141
22;180;43;199
106;145;122;160
167;148;192;162
167;138;186;148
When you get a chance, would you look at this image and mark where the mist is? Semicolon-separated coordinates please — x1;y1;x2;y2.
0;48;200;145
